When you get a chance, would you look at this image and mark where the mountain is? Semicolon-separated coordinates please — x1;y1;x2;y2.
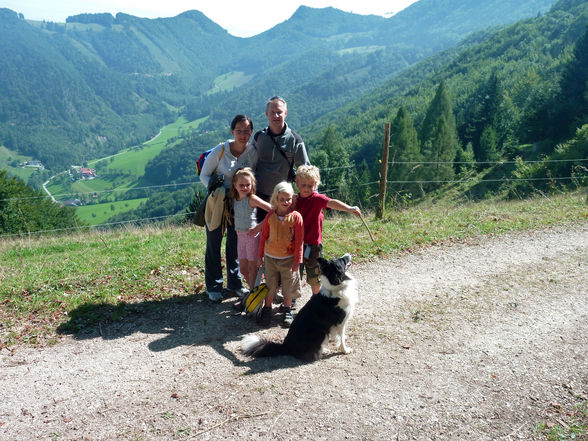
0;0;556;171
136;0;588;216
300;0;588;198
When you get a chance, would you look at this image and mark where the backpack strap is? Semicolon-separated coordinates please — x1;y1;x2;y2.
213;143;226;174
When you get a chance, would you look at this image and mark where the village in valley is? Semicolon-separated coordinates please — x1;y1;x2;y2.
20;160;99;207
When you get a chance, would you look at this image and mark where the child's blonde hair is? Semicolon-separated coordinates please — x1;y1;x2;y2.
270;181;294;210
230;167;257;200
295;164;321;188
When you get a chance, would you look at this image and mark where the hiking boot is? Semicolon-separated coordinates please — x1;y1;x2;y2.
282;307;294;328
257;306;272;327
279;298;297;312
207;291;223;302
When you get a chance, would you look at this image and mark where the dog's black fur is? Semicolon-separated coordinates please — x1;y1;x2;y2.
241;254;358;362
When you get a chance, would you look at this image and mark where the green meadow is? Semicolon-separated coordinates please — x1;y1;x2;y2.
44;115;206;224
0;145;36;181
208;71;254;94
92;115;207;177
75;198;148;224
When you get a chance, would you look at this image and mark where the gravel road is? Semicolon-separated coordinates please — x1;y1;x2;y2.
1;223;587;441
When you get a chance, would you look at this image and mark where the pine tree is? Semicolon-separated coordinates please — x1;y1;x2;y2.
553;25;588;140
465;73;505;161
432;115;459;182
389;107;422;197
420;81;460;185
479;126;500;163
455;142;476;175
348;159;374;209
318;126;350;199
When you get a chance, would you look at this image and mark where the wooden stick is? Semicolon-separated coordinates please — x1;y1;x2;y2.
359;213;375;242
191;411;270;438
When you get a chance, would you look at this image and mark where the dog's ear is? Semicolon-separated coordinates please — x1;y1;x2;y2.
317;257;327;266
341;253;351;267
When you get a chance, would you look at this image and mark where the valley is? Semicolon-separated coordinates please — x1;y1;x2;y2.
42;115;206;225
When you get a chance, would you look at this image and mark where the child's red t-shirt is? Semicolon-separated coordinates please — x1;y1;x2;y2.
294;192;330;245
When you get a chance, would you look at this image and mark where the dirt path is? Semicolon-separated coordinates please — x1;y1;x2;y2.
1;224;587;441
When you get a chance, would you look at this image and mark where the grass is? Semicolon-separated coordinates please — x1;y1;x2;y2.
44;115;207;221
75;198;148;224
536;400;587;440
0;145;37;181
94;115;206;177
208;71;254;94
45;115;206;197
0;191;586;348
322;191;588;259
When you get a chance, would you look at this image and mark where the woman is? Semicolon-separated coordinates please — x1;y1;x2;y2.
199;115;256;302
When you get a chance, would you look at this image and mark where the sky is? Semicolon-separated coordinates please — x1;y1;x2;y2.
1;0;419;37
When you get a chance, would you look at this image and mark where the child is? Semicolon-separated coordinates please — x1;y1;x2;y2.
257;181;304;328
294;165;361;295
230;168;272;291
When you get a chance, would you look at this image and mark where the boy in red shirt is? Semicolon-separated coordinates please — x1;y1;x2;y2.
294;165;361;295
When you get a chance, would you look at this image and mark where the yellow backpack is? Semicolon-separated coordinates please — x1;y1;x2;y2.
241;268;267;319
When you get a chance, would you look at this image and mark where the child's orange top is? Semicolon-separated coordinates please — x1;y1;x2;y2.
258;210;304;263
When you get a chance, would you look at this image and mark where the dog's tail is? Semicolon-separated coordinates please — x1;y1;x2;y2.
241;334;286;358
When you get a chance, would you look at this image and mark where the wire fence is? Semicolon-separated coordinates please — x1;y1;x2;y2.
1;157;586;239
3;157;586;203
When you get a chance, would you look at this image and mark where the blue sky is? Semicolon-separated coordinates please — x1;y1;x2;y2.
1;0;419;37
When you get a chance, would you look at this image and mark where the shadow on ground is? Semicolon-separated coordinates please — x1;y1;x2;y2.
56;293;304;373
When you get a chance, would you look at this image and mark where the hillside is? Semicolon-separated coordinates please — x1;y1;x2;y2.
299;0;588;200
120;0;587;227
0;0;555;171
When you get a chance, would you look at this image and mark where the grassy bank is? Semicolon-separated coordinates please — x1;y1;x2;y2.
1;191;586;348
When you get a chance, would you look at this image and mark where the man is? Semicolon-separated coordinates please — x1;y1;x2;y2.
253;96;310;221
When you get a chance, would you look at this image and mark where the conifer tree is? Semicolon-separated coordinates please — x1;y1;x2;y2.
464;73;505;162
348;159;373;208
431;114;459;182
553;25;588;140
479;125;500;163
420;80;460;185
317;126;350;199
455;142;476;175
390;107;422;197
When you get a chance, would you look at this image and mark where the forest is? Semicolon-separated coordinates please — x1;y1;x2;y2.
119;0;588;225
1;0;587;235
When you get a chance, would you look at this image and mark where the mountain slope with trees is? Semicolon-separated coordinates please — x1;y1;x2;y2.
298;0;587;206
119;0;588;225
0;0;555;172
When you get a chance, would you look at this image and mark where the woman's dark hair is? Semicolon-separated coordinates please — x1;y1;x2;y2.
230;114;253;131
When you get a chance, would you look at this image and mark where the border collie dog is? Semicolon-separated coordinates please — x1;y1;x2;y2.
241;253;358;362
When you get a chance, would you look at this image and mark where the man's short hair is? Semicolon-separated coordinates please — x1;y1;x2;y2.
266;95;287;112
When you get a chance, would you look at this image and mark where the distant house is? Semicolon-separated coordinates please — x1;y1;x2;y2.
24;160;44;170
62;198;83;207
79;167;97;179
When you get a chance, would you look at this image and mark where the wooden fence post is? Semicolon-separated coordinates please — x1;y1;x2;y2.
376;122;391;219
